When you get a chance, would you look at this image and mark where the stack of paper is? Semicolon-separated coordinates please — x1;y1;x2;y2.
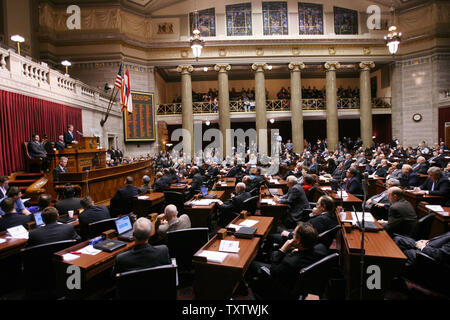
321;186;332;190
260;199;276;205
425;205;445;212
197;250;228;263
79;245;102;255
219;240;240;253
351;212;375;224
239;219;258;227
0;238;6;244
227;223;242;231
62;253;80;262
191;199;221;206
137;195;149;200
337;191;348;198
7;225;29;239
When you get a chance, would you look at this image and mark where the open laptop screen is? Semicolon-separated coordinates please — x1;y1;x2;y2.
115;216;132;235
201;186;208;196
34;212;45;226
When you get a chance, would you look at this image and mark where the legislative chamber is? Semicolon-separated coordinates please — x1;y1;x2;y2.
0;0;449;306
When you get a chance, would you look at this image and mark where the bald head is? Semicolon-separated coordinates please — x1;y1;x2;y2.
236;182;246;193
286;175;298;187
132;218;153;242
388;187;403;203
164;204;178;220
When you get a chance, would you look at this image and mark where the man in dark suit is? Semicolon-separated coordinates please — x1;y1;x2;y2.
342;168;363;195
139;175;151;194
274;176;310;229
379;187;417;237
415;167;450;205
27;207;81;246
217;182;251;227
394;231;450;264
428;150;445;168
365;178;400;220
113;217;171;274
54;185;82;215
412;156;429;175
110;176;139;217
28;133;49;171
63;124;78;145
226;162;242;178
0;176;8;199
307;195;338;233
0;198;33;231
343;153;353;170
373;159;390;178
55;135;66;151
205;162;219;178
153;171;171;192
308;157;320;175
399;164;421;188
186;166;204;199
53;156;69;182
78;196;111;240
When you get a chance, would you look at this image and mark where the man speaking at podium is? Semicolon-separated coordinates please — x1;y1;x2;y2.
64;124;78;145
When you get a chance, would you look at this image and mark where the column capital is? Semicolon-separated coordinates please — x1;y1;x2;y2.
324;61;341;71
251;63;269;72
288;62;306;71
359;61;375;71
177;64;194;74
214;64;231;72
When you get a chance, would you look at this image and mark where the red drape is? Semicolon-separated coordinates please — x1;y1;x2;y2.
0;89;82;175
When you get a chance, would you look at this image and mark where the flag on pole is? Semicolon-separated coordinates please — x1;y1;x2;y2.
114;64;122;90
121;68;133;113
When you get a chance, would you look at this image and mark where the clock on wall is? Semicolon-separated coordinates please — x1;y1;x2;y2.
412;113;422;122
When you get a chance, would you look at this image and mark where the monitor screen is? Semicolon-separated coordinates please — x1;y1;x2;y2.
201;186;208;196
34;212;45;226
115;216;132;234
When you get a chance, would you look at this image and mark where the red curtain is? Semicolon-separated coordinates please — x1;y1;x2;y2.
0;89;82;175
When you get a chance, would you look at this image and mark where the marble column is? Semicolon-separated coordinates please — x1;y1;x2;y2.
324;62;341;151
177;64;194;159
359;61;375;148
288;62;306;154
251;63;269;156
214;64;232;160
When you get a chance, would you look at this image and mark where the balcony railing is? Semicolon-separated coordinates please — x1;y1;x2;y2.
157;97;392;115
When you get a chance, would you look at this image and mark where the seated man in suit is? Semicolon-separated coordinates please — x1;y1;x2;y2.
186;166;204;199
205;161;219;179
386;162;402;180
373;159;390;178
113;217;171;274
308;157;320;175
54;185;82;215
0;186;31;216
379;187;417;237
156;204;191;238
394;231;450;265
109;176;139;217
282;162;304;181
217;182;251;227
399;164;420;188
414;167;450;205
63;124;78;145
34;193;52;215
78;196;111;240
0;176;9;199
27;207;81;246
139;175;151;194
0;198;33;231
343;153;353;170
273;176;310;229
342;168;363;195
242;175;254;193
412;156;429;175
355;152;367;165
28;133;48;171
365;178;400;220
248;222;327;298
53;156;69;182
428;150;445;168
153;171;171;192
55;135;66;151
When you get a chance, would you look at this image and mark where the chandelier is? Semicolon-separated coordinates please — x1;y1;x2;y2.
190;28;204;61
384;26;402;55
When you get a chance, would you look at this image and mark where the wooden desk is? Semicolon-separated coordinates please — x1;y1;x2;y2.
323;188;363;211
259;188;287;230
184;190;225;228
417;202;450;238
368;176;386;198
166;183;189;191
266;177;288;193
132;192;165;217
403;190;444;212
54;237;135;298
0;232;28;260
192;233;261;299
215;178;236;199
227;216;274;239
336;211;407;299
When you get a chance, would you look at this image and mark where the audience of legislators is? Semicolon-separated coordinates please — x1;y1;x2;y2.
27;207;81;247
0;197;33;231
109;176;139;217
0;186;31;216
365;178;400;220
156;204;191;237
113;217;171;274
54;185;82;215
78;196;111;240
415;167;450;205
217;182;251;227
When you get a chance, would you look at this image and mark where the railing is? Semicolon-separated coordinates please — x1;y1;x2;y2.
0;47;119;115
157;97;392;115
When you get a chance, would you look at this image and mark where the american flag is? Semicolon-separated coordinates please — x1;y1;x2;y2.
114;64;122;89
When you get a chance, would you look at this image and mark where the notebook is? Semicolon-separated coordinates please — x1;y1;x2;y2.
93;239;126;253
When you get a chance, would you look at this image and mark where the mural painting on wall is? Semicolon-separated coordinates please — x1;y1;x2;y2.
334;6;358;35
190;8;216;37
298;2;324;35
226;3;252;36
262;2;288;36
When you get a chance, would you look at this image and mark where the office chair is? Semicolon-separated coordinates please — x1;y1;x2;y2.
242;195;259;215
22;239;77;299
318;225;341;249
163;191;185;215
87;218;117;239
412;213;435;240
115;264;178;300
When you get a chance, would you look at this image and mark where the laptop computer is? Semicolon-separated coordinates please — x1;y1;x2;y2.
115;215;134;241
201;186;216;199
58;215;76;224
34;212;45;227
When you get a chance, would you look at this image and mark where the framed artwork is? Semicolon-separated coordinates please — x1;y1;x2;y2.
123;91;156;142
334;6;358;35
298;2;323;35
226;3;252;36
262;2;288;36
190;8;216;37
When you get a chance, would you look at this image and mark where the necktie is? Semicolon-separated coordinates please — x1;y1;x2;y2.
431;182;435;191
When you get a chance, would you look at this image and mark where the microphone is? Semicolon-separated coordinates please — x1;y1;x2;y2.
362;172;369;197
76;130;84;136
